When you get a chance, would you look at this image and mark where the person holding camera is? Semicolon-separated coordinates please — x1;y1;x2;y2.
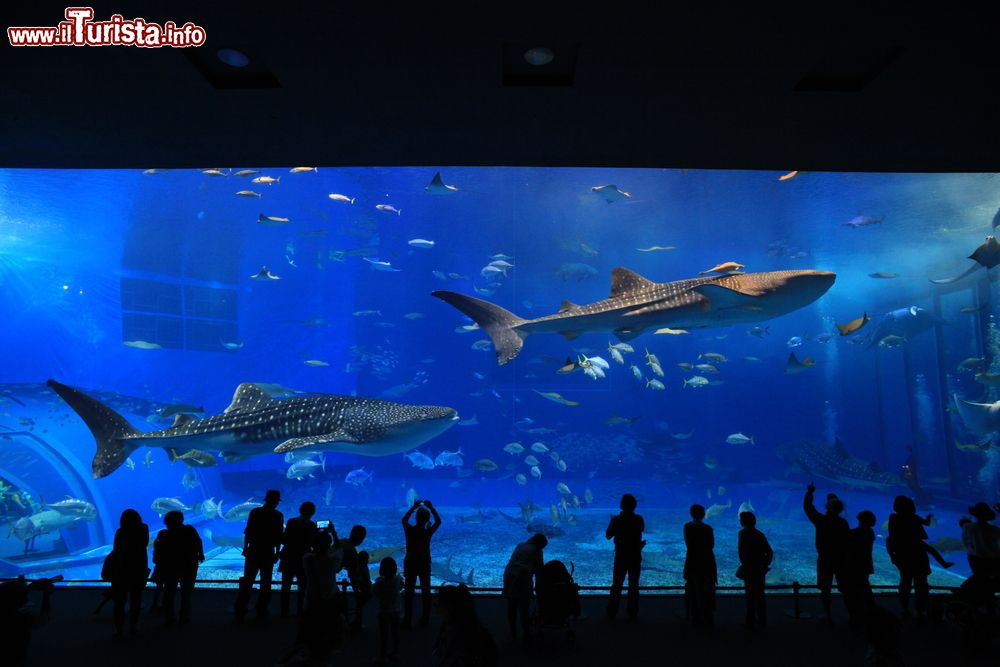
401;498;442;629
235;489;284;622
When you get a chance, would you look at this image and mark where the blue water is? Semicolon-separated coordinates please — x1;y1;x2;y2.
0;167;995;588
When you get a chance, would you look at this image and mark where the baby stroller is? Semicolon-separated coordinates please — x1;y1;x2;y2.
534;560;580;647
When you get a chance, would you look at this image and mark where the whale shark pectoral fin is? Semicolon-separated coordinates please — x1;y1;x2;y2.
224;383;274;413
275;431;360;453
692;284;762;311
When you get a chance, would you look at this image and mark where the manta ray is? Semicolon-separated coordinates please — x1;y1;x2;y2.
433;267;836;365
48;380;458;478
930;236;1000;284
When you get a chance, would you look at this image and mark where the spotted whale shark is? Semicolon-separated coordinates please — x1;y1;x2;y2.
47;379;458;479
433;267;836;365
775;438;906;490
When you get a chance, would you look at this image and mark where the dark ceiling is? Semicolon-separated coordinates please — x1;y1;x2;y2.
4;2;1000;171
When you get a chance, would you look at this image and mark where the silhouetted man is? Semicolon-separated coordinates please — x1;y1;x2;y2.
279;501;318;618
152;510;203;626
803;483;850;620
340;524;368;631
235;489;283;622
401;500;441;629
737;511;772;631
843;510;876;625
684;503;717;629
606;493;645;621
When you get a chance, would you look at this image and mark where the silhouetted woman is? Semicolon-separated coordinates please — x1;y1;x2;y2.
684;504;717;629
110;508;149;637
502;533;547;641
152;510;203;626
737;511;772;631
279;501;318;618
401;499;441;629
887;495;930;619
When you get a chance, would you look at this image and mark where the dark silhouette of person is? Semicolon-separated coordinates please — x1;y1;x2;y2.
373;556;403;664
297;531;345;662
605;493;646;621
737;511;772;631
431;584;497;667
279;501;318;618
684;503;717;629
235;489;284;622
1;575;55;667
339;524;369;632
109;508;149;637
961;502;1000;589
402;499;441;629
152;510;203;626
842;510;876;625
886;495;930;619
502;533;547;641
912;510;954;569
803;483;850;620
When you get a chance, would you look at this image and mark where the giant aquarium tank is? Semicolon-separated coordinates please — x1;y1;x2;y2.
0;166;996;591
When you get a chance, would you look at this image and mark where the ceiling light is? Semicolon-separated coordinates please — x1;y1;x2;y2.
524;47;554;66
216;48;250;68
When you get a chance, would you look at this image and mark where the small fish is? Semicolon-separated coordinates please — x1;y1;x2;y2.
700;353;727;363
515;473;527;485
345;467;373;486
503;442;525;455
747;326;769;338
671;431;694;440
644;349;661;366
744;356;762;363
654;327;689;335
556;357;579;374
525;455;540;466
530;442;550;454
376;204;402;215
646;379;666;391
287;455;325;480
471;340;493;351
250;265;280;280
726;433;754;445
815;333;834;343
869;272;899;279
958;357;985;372
234;169;259;177
683;376;709;389
432;270;448;281
251;175;280;185
258;213;291;226
474;458;499;472
408;239;435;249
579;242;599;257
844;214;884;228
530;465;542;479
491;253;514;261
677;362;694;371
592;184;631;203
353;310;382;317
364;258;401;272
289;167;318;174
220;340;244;350
699;261;744;275
533;389;579;406
705;500;732;519
555;459;567;472
235;190;261;198
960;305;986;314
142;168;164;175
694;364;718;374
201;168;228;177
878;335;906;348
328;193;356;204
630;365;643;380
123;340;162;350
584;489;593;504
836;313;869;336
649;363;664;377
125;457;136;471
434;449;464;467
144;451;155;468
181;470;200;490
703;456;717;470
636;245;675;252
786;336;803;348
304;359;330;367
610;342;635;353
778;170;799;181
975;372;1000;386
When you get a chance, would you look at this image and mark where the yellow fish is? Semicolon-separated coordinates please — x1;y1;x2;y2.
123;340;162;350
836;313;869;336
532;389;579;406
778;170;799;181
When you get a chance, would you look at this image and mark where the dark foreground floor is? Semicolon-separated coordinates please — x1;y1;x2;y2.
22;589;999;667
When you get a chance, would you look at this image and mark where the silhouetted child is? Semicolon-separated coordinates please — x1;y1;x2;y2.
354;549;372;631
737;511;772;631
605;493;646;621
915;511;954;569
339;525;369;631
803;483;850;620
684;504;717;629
152;510;204;626
279;501;318;618
843;510;876;625
372;557;403;664
401;499;441;629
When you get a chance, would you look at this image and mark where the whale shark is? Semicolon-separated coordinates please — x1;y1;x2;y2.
47;379;458;479
433;267;836;365
775;438;906;490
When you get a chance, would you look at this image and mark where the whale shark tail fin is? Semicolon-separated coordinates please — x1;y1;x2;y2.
432;291;528;365
47;379;139;479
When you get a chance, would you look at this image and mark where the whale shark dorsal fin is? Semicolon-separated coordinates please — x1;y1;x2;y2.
559;299;579;313
610;267;656;297
225;383;273;414
171;414;196;428
692;284;761;310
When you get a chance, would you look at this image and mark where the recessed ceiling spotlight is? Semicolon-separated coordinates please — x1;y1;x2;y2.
217;48;250;68
524;47;554;66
